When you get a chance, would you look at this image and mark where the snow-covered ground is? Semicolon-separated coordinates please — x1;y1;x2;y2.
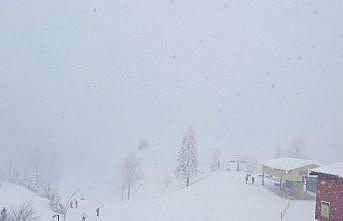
66;171;315;221
0;171;315;221
0;183;53;220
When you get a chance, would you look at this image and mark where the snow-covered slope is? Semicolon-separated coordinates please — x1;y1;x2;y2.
0;171;315;221
0;183;53;220
67;171;315;221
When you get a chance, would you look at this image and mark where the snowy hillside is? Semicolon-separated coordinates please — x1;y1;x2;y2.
0;182;53;220
1;0;341;220
66;171;315;221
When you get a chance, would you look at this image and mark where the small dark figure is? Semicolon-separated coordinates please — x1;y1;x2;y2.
96;208;100;217
75;200;78;209
252;176;255;184
82;216;86;221
53;214;60;221
245;174;248;184
70;201;73;208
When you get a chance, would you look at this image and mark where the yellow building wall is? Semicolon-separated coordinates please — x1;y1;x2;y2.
263;164;319;181
283;164;319;181
262;163;320;199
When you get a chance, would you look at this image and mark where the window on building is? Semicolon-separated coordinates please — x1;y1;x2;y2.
321;201;330;219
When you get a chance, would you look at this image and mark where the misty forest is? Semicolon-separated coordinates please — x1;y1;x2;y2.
1;0;343;221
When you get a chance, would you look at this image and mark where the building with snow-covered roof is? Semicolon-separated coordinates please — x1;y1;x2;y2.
310;162;343;221
262;157;321;199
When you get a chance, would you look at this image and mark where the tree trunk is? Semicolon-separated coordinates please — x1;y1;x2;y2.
121;187;124;201
186;176;190;187
127;183;131;200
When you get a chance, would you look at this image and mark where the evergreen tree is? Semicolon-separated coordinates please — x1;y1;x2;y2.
175;127;199;187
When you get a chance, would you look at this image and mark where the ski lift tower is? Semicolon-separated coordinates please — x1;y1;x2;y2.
230;155;247;172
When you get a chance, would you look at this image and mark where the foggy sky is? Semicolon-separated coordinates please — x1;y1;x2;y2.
1;0;343;197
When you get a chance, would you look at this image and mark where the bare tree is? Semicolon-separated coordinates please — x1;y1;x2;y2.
0;207;9;221
289;137;307;158
209;149;221;172
40;185;70;220
45;188;65;216
6;161;15;184
242;155;259;174
274;146;284;158
117;153;143;200
175;127;199;187
9;203;40;221
274;137;307;159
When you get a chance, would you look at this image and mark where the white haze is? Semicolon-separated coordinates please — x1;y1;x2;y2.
1;0;343;198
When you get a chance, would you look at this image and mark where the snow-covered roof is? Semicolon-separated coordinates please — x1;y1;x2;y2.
262;157;321;171
311;162;343;178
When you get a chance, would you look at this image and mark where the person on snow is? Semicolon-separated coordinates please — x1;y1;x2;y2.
96;208;100;217
245;174;248;184
252;176;255;184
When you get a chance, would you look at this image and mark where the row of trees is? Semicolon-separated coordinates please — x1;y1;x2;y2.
114;127;307;201
0;204;39;221
0;168;45;194
114;127;199;201
116;153;143;201
0;165;67;220
274;137;307;159
0;148;60;195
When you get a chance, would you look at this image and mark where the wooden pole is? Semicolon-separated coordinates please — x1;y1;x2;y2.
280;177;282;191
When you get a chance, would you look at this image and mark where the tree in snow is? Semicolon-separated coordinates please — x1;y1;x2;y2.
45;189;66;215
175;127;199;187
0;207;9;221
6;161;19;184
0;169;5;183
242;155;259;174
209;149;221;172
27;148;42;193
274;146;284;158
117;153;143;200
288;137;307;158
9;203;40;221
274;137;307;159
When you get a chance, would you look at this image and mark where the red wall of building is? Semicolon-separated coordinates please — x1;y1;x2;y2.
315;175;343;221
